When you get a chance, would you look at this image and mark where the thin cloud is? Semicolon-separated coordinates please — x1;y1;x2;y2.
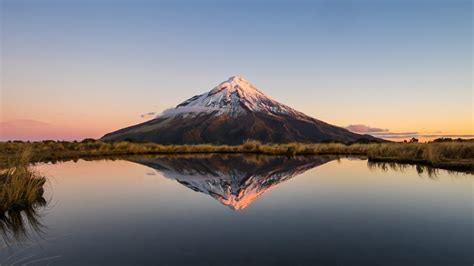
0;119;56;141
140;112;157;118
376;133;474;139
345;124;388;133
159;106;220;117
345;124;473;140
0;119;51;127
370;132;419;136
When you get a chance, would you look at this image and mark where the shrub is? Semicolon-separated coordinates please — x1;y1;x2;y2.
242;140;262;152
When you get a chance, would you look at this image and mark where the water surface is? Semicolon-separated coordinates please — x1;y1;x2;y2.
1;155;472;265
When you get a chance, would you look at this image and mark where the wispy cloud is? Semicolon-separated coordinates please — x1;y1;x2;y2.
370;132;419;137
0;118;108;141
140;112;157;118
374;133;474;139
0;119;51;127
159;106;220;117
346;124;473;140
0;119;55;141
345;124;388;133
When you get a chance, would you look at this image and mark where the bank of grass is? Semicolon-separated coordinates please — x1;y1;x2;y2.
0;139;472;171
0;149;47;214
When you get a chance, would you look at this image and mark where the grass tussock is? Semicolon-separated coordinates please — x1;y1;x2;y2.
0;148;47;214
0;139;472;171
0;148;47;244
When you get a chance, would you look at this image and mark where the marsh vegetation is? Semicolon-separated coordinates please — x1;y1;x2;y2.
0;139;472;171
0;149;47;244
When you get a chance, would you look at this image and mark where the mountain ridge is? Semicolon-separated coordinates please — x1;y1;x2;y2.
102;76;381;144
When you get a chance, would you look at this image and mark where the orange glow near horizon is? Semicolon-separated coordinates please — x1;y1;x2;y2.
1;1;471;142
1;115;472;142
1;100;472;141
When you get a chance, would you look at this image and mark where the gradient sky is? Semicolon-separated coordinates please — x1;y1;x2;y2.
1;0;472;141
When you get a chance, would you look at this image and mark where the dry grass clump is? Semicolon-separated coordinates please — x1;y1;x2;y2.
0;148;47;243
366;142;473;161
0;149;46;214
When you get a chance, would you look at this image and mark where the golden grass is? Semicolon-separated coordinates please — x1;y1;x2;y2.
0;148;47;245
0;148;47;214
0;139;472;171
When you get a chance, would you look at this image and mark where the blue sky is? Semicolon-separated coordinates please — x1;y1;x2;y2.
1;0;472;140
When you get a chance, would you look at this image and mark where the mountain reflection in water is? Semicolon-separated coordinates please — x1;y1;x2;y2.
133;154;337;210
1;155;471;266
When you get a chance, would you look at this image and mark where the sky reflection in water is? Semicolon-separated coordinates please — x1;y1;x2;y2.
0;155;471;266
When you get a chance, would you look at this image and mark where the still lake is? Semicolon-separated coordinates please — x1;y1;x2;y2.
1;155;472;266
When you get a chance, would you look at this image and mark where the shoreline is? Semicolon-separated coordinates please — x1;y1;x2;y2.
0;140;472;172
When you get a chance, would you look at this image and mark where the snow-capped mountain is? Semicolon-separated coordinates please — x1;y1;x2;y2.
133;154;336;210
102;76;380;144
164;76;304;118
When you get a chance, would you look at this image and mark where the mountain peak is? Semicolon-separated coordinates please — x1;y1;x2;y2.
171;76;298;117
209;75;262;96
228;75;245;81
227;75;252;85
